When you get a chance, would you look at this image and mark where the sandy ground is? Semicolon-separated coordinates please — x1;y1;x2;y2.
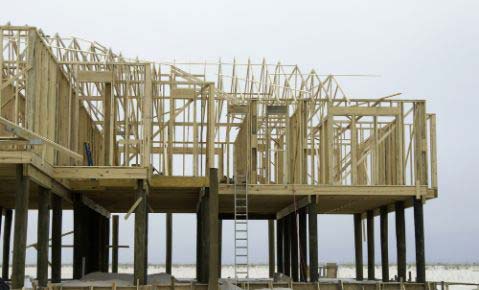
2;264;478;288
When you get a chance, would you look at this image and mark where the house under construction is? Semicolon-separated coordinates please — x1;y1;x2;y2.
0;25;438;290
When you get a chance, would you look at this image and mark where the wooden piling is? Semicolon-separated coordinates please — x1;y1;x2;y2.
134;179;148;285
51;194;62;282
308;198;319;282
354;213;363;281
299;208;307;282
99;215;110;272
283;214;291;276
276;218;283;274
11;165;30;289
196;210;201;281
166;213;172;275
198;191;209;283
219;219;222;278
367;210;375;280
414;198;426;283
208;168;219;290
291;213;299;281
395;201;406;281
2;209;12;280
112;215;119;273
37;188;50;287
268;219;275;278
73;193;87;279
380;206;389;282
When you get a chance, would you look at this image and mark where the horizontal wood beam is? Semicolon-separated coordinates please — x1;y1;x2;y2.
329;106;401;116
53;166;148;179
219;184;432;197
77;71;113;82
150;176;208;188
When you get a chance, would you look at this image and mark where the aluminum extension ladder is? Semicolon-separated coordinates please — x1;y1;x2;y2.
234;175;249;279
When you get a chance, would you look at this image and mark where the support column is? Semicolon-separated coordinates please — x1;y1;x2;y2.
197;193;209;283
218;219;222;278
37;188;50;287
196;211;201;281
276;219;283;274
112;215;119;273
395;201;406;281
134;180;148;285
2;209;12;280
51;195;62;283
268;220;275;278
166;213;172;275
99;215;110;272
283;215;291;277
291;213;299;281
73;194;87;279
380;206;389;282
308;197;319;282
414;198;426;283
367;210;375;280
299;208;307;282
354;213;363;281
11;165;30;289
208;168;219;290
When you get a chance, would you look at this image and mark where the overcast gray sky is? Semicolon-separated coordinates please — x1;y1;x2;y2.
1;0;478;265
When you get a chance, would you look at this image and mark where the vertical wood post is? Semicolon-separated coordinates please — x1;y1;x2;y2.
208;168;219;290
73;195;83;279
268;219;275;278
367;210;375;280
198;193;209;283
196;210;201;281
354;213;363;281
2;209;12;280
299;208;307;282
166;213;172;274
414;198;426;283
308;197;319;282
134;180;148;285
112;215;119;273
283;215;291;276
51;195;62;283
291;213;299;281
37;188;50;287
12;165;30;289
395;201;406;281
218;219;222;278
380;206;389;282
276;219;283;274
